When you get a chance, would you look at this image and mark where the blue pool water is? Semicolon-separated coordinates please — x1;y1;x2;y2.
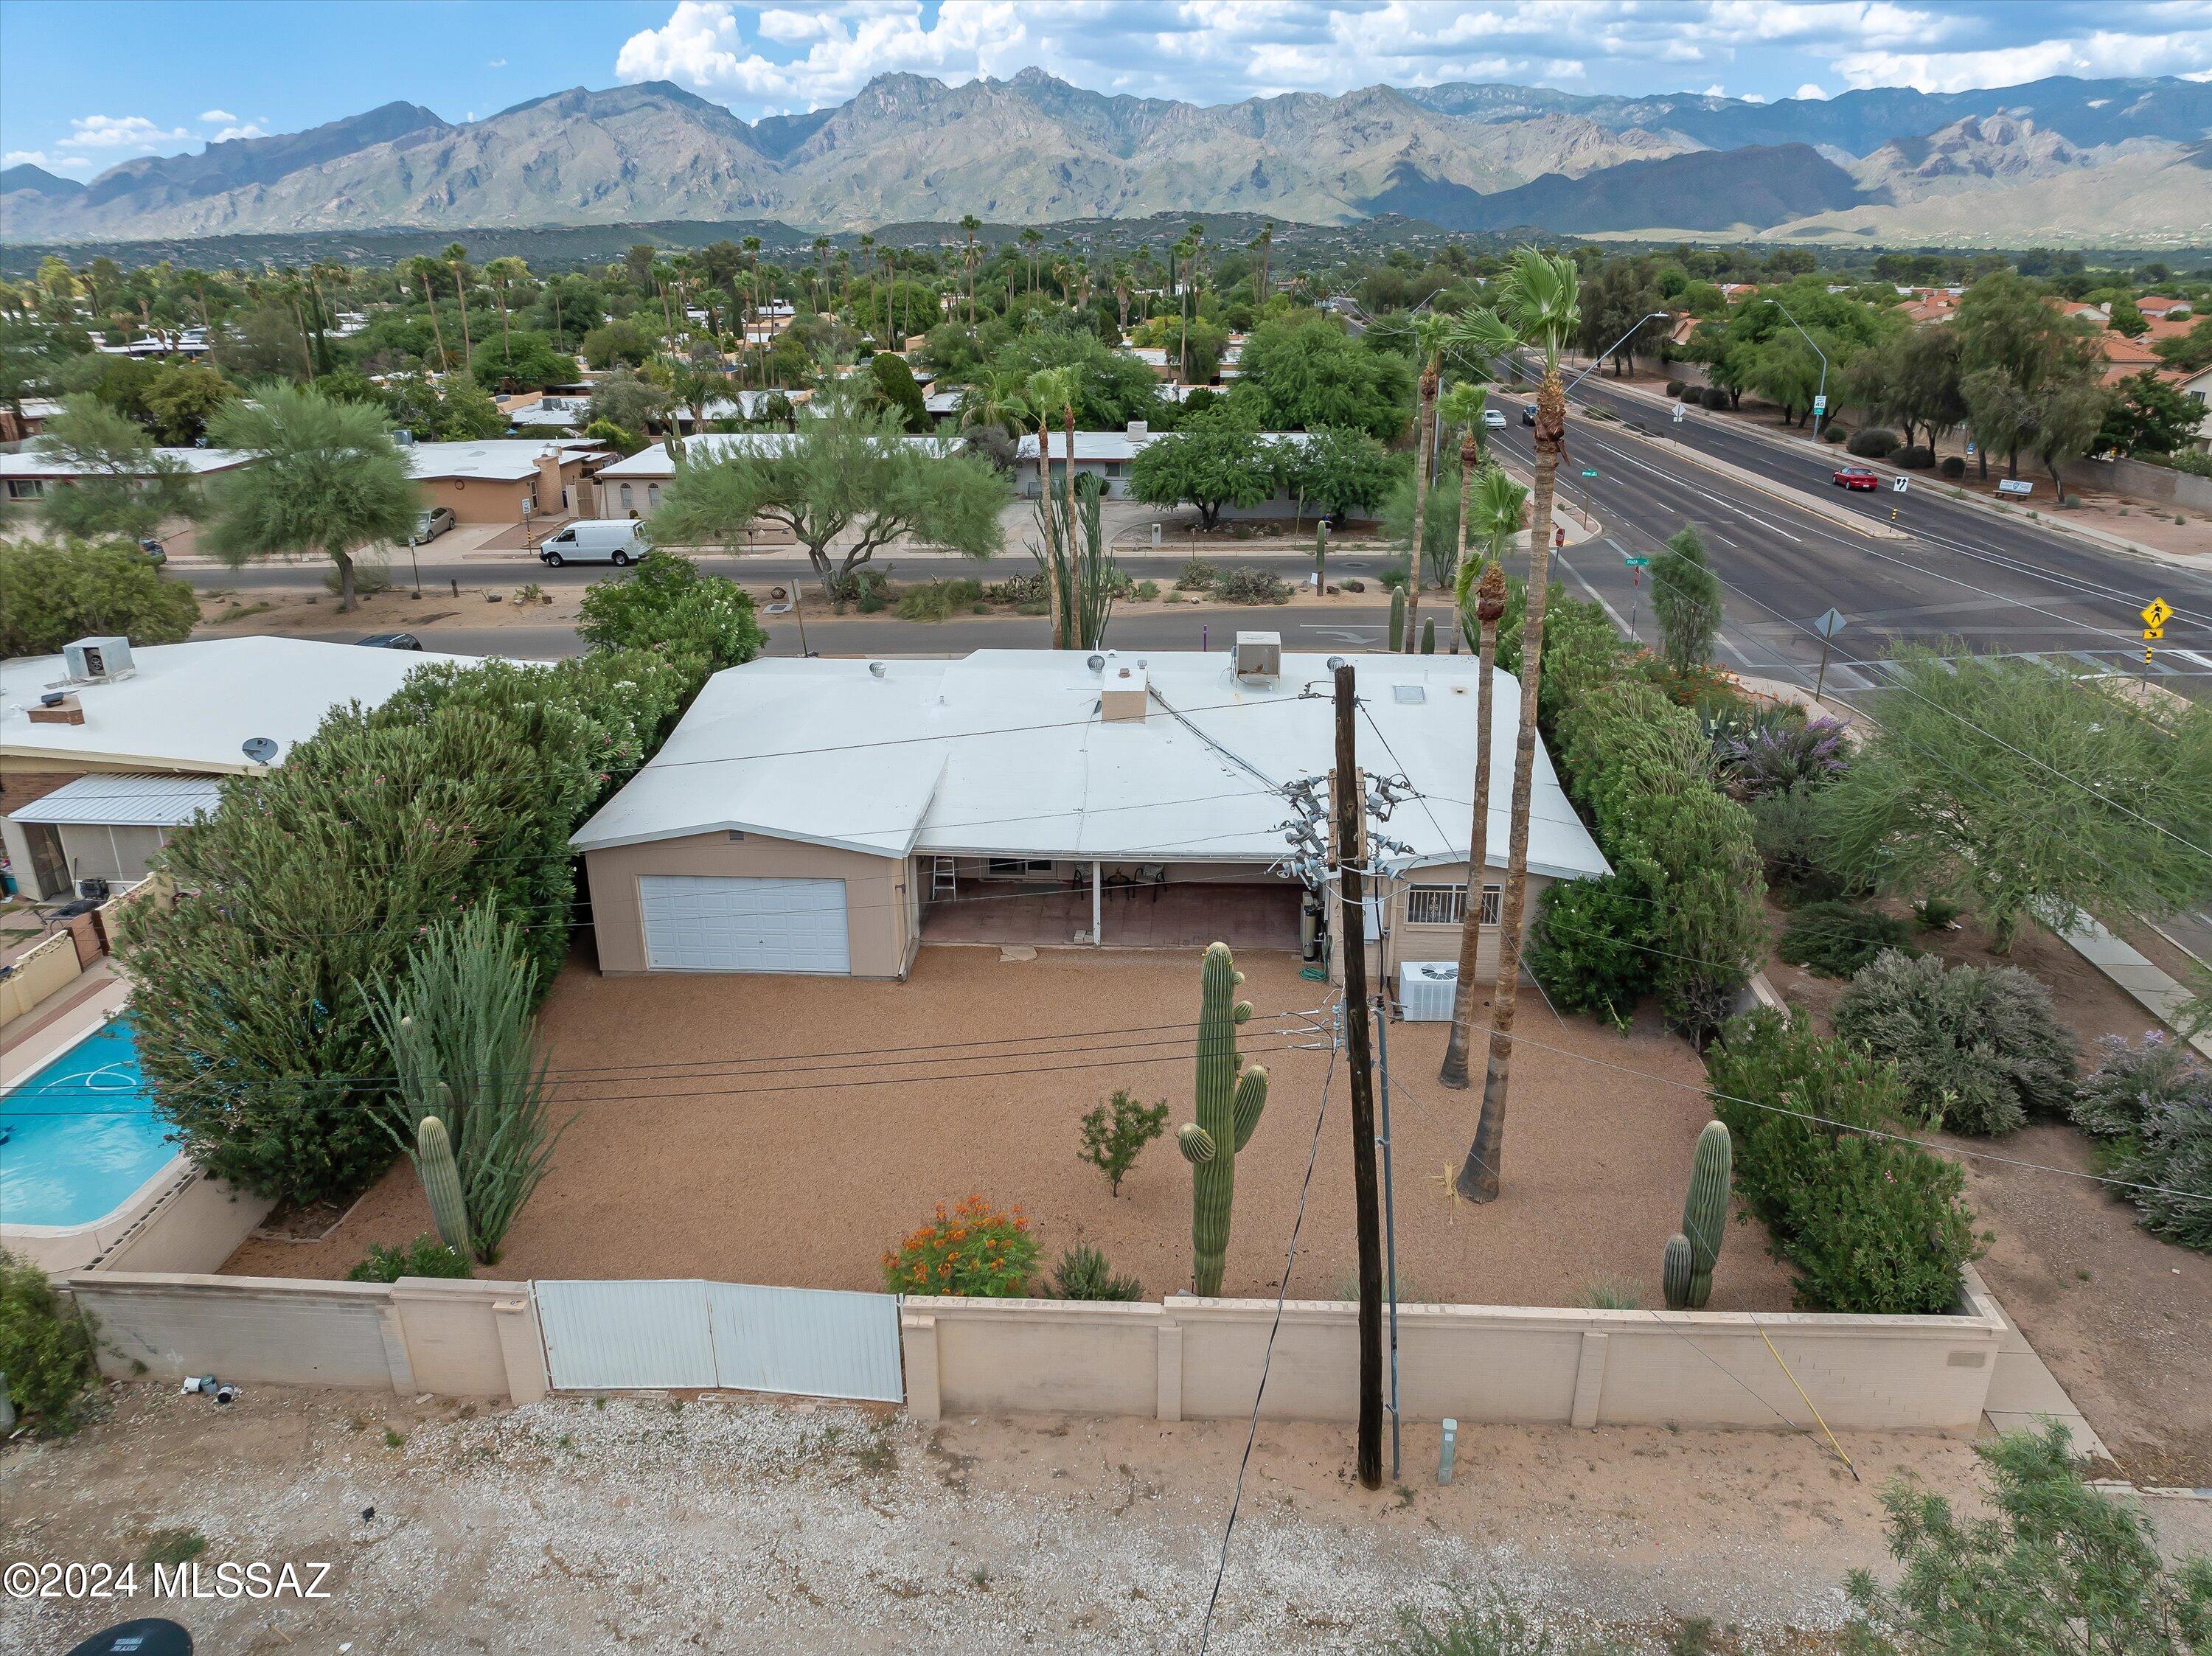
1;1017;178;1229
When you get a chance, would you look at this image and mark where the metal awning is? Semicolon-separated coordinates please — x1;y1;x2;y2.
9;772;223;828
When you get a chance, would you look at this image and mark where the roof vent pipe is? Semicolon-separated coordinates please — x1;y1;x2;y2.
868;661;886;678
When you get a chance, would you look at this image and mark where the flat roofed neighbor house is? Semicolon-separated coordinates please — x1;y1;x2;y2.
1013;427;1313;510
402;437;611;524
570;645;1608;984
0;445;254;512
593;428;950;518
0;636;476;900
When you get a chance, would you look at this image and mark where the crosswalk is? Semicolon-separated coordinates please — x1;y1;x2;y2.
1807;646;2211;693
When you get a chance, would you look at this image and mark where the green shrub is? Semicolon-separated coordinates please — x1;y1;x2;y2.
346;1234;473;1283
1913;896;1963;930
2070;1034;2212;1252
1209;567;1293;605
323;559;393;598
1706;1009;1983;1314
576;550;766;672
1175;557;1217;591
1078;1088;1168;1196
1847;427;1899;459
1778;901;1916;978
883;1195;1037;1296
894;578;984;622
1834;951;2077;1135
1896;445;1935;470
1527;874;1654;1027
1700;386;1730;410
1051;1242;1144;1301
0;1250;98;1431
0;537;201;656
1132;579;1161;601
1750;786;1858;905
1938;454;1966;479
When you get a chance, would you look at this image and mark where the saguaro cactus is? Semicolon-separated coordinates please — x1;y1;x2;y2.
417;1112;475;1266
1178;942;1270;1296
1662;1120;1731;1309
1388;585;1407;652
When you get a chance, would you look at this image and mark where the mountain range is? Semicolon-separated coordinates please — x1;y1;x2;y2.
5;69;2210;248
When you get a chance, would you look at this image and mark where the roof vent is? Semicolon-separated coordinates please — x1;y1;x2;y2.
1086;653;1105;674
1102;664;1149;724
1234;632;1282;681
63;636;134;683
1392;684;1427;704
868;661;887;679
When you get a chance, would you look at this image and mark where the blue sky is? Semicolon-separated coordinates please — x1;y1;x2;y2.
7;0;2211;180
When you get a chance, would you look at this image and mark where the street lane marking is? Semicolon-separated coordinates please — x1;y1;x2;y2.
1554;549;1633;636
1579;437;1804;543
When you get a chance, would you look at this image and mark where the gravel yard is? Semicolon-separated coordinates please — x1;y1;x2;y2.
10;1382;2160;1656
223;945;1800;1315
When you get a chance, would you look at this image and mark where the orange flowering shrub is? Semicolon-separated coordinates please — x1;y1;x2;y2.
881;1194;1037;1297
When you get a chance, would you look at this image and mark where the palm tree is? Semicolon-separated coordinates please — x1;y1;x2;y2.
1027;366;1082;649
960;214;981;321
203;382;419;612
1250;220;1275;306
1402;310;1458;651
443;243;473;372
1449;248;1582;1199
1437;380;1490;588
406;256;450;371
1020;227;1043;297
484;256;529;358
1439;468;1525;1091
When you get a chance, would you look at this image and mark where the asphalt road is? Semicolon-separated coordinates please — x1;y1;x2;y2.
1482;382;2212;700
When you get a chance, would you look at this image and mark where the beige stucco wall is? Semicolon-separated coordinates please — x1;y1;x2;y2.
417;474;532;526
905;1276;2006;1434
63;1272;549;1402
1329;862;1551;989
93;1170;274;1276
583;831;915;977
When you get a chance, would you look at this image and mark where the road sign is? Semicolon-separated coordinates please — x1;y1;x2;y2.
1814;607;1848;639
1581;468;1599;479
1996;478;2034;496
1965;442;1976;457
1812;394;1828;415
1623;554;1651;568
2143;597;2174;630
1671;403;1686;422
1891;476;1910;494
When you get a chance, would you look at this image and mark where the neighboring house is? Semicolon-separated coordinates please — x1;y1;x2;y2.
1127;345;1172;377
594;429;951;518
0;396;64;445
2138;295;2194;321
0;445;254;518
0;636;476;900
2178;365;2212;454
401;437;611;524
2092;331;2166;384
1014;426;1313;510
569;644;1609;983
1899;291;1960;325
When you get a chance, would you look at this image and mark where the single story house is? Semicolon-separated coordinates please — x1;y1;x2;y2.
401;438;611;524
1014;426;1313;512
2179;364;2212;454
0;395;64;445
1;636;477;900
569;644;1608;984
594;430;953;519
0;445;254;512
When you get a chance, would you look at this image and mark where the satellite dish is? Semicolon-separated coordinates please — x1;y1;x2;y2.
1085;654;1105;672
241;737;279;764
1326;655;1348;671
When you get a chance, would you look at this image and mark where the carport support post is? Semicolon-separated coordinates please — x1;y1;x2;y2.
1092;859;1102;946
1332;664;1385;1492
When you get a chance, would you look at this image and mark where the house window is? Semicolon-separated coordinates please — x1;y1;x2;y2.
1406;883;1502;926
984;857;1057;879
1103;461;1125;479
647;483;661;509
5;478;46;500
619;483;634;510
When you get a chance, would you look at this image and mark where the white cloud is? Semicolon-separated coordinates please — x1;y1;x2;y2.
209;123;268;142
4;148;95;178
488;57;507;68
1795;81;1829;99
199;108;238;125
616;0;1027;109
65;114;191;150
1836;27;2212;92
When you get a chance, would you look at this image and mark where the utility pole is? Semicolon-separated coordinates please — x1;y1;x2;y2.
1373;989;1402;1482
1332;664;1385;1492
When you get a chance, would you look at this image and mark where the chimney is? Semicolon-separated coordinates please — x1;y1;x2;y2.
537;449;567;518
1126;420;1148;438
1101;664;1148;724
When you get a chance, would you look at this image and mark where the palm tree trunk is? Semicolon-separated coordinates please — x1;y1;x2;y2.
1456;363;1565;1200
1040;414;1065;647
1440;562;1504;1088
1404;363;1437;651
453;269;471;369
1061;400;1080;650
420;274;448;371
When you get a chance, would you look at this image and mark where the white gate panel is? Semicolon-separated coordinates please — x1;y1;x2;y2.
638;874;850;974
538;1279;717;1391
705;1282;904;1403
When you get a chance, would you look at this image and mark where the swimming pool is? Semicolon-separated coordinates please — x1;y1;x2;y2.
0;1016;180;1230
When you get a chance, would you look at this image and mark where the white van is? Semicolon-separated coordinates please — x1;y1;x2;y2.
539;521;647;567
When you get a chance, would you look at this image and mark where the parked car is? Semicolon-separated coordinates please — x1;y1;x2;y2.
539;520;647;567
136;537;167;565
1832;467;1881;491
1482;408;1507;430
355;633;424;650
409;507;456;546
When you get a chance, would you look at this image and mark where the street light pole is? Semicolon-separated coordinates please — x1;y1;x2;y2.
1763;297;1830;442
1562;311;1672;394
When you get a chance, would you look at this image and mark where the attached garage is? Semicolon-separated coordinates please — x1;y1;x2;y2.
639;874;852;974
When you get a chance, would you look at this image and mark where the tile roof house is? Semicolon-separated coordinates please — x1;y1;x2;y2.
570;644;1608;983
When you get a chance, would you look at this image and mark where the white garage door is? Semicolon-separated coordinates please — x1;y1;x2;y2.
638;874;852;974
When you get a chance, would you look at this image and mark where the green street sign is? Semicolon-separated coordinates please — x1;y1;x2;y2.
1623;554;1650;568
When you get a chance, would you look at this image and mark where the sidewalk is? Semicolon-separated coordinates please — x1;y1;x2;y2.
2057;916;2212;1062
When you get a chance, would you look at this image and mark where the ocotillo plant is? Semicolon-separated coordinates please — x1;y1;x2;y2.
417;1113;475;1267
1178;942;1270;1295
1663;1120;1732;1309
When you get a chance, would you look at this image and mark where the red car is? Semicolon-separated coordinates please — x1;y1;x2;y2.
1832;466;1880;491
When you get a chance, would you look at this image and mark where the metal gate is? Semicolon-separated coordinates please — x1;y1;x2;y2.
535;1278;903;1403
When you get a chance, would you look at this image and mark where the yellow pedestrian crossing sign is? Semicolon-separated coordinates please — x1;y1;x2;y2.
2142;597;2174;630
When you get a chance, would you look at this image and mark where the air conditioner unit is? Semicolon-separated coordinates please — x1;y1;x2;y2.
1234;631;1282;681
1398;961;1458;1022
63;636;134;682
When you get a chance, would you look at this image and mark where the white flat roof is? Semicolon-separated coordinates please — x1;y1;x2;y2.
404;439;605;482
0;448;252;479
1015;430;1310;463
570;650;1610;884
597;430;960;481
0;637;479;774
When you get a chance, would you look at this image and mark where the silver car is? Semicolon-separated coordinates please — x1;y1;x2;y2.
409;507;456;546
